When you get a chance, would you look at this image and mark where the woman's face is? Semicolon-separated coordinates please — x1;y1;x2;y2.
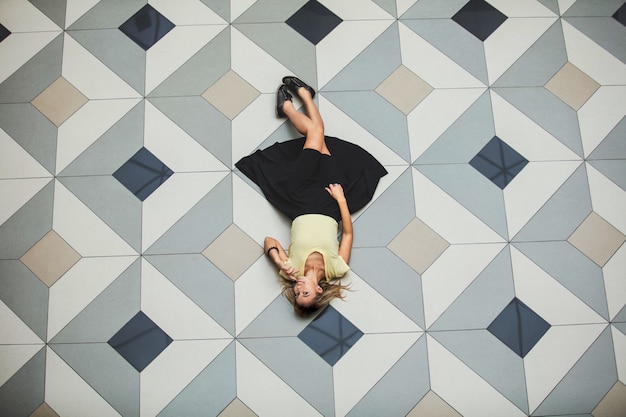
294;277;322;307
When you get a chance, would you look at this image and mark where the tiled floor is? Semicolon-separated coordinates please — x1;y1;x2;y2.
1;0;625;416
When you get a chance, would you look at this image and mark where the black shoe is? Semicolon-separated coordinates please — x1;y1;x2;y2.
276;84;292;118
282;76;315;99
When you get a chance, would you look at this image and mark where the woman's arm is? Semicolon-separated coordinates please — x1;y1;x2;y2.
264;236;298;279
326;184;353;264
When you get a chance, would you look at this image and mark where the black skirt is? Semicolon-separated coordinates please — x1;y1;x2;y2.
235;136;388;222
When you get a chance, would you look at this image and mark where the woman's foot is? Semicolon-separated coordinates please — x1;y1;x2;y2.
276;84;292;118
282;76;315;99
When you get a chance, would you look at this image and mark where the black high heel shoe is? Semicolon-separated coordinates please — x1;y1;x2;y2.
282;76;315;99
276;84;292;118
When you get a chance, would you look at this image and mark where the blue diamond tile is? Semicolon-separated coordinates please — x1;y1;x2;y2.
286;0;342;45
488;298;550;358
113;147;173;201
298;306;363;366
452;0;508;41
119;4;175;51
614;3;626;26
0;24;10;43
108;311;172;372
470;136;528;189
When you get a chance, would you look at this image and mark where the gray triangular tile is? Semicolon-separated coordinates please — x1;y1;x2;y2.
144;254;235;336
351;247;425;328
533;326;616;415
347;335;429;416
158;341;236;416
430;246;515;331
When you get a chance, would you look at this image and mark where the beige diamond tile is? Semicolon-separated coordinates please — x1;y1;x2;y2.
592;381;626;417
31;77;88;126
20;230;81;287
408;390;462;417
568;211;626;267
202;70;260;120
376;65;433;115
30;402;61;417
218;397;258;417
545;62;600;111
388;217;449;274
203;224;261;281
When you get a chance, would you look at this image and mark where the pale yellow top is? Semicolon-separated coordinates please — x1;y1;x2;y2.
281;214;350;280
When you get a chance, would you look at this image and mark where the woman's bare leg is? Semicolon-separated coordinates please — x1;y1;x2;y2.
283;88;330;155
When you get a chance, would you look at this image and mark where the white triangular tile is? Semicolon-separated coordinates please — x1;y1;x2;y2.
503;160;581;238
334;333;420;417
52;181;137;256
47;256;137;340
524;323;606;412
140;339;231;417
412;168;506;244
422;243;506;329
612;326;626;383
399;22;485;88
234;256;282;336
491;91;581;161
562;20;626;85
0;31;59;83
144;101;228;172
142;171;227;252
65;0;99;27
318;19;394;86
45;347;121;417
0;0;59;32
324;0;395;19
63;33;140;99
56;98;141;174
146;24;227;94
427;335;527;417
579;86;626;158
0;129;52;179
0;300;43;344
587;163;626;233
484;17;556;84
603;245;626;321
333;271;422;333
319;95;408;167
408;88;485;161
0;344;43;387
151;0;228;25
141;258;232;340
489;0;558;17
511;246;607;325
236;342;323;417
0;178;51;226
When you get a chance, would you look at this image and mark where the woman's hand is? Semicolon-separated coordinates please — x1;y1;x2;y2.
279;260;299;280
325;183;346;202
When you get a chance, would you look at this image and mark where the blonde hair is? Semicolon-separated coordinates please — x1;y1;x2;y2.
280;277;350;317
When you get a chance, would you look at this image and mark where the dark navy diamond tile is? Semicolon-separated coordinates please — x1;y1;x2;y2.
113;147;173;201
298;306;363;366
108;311;172;372
286;0;342;45
470;136;528;189
0;23;10;43
119;4;175;50
488;298;550;358
452;0;508;41
614;3;626;26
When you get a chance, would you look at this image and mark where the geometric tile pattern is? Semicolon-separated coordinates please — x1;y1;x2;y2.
1;0;625;416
